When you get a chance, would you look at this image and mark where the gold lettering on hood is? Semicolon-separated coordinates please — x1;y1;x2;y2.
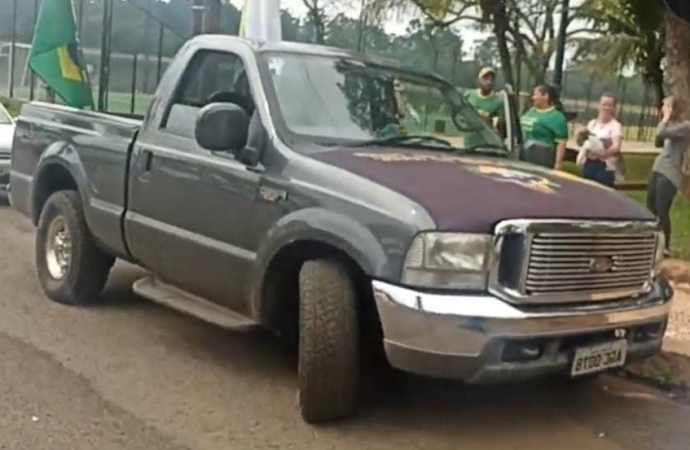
354;152;466;164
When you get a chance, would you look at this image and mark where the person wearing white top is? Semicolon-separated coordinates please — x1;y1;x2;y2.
576;93;623;187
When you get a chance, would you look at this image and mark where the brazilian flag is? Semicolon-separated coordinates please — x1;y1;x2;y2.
28;0;93;109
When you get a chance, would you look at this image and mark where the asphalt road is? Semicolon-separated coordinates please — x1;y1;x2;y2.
1;201;690;450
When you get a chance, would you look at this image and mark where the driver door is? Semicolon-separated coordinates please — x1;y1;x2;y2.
126;49;261;313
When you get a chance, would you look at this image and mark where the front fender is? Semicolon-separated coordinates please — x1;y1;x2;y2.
254;207;390;280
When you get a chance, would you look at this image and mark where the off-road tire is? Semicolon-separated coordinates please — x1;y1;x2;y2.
36;190;114;306
298;259;359;424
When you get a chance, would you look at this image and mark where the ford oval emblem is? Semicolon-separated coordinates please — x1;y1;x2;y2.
589;256;613;273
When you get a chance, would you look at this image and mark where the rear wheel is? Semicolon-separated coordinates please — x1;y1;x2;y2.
35;191;114;306
298;259;359;424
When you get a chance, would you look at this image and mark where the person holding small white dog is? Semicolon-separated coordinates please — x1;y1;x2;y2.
576;93;622;187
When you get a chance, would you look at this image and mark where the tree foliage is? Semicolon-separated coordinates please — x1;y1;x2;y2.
577;0;665;103
0;0;661;109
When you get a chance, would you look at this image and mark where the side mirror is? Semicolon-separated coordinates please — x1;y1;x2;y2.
195;103;249;152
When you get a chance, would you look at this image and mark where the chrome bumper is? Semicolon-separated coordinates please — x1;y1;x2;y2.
373;279;673;383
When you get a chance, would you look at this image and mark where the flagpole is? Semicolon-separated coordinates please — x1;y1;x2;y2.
72;0;95;109
80;45;95;110
30;0;39;100
9;0;18;98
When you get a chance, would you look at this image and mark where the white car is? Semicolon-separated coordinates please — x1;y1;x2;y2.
0;102;15;193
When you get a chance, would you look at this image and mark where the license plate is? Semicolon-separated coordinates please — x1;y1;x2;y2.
571;340;627;377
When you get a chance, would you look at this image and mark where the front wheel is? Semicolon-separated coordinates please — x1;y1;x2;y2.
35;190;114;306
298;259;359;424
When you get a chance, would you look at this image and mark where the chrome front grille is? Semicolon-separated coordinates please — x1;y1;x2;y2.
490;219;661;304
526;233;656;296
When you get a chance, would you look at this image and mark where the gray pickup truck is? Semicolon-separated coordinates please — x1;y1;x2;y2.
9;35;672;424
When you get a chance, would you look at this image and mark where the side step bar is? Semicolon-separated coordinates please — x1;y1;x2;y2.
133;276;257;331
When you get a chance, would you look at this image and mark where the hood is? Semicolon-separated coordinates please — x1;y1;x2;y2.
0;124;14;154
312;148;653;233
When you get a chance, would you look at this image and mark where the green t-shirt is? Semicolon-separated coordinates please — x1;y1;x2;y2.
463;89;504;149
520;106;568;150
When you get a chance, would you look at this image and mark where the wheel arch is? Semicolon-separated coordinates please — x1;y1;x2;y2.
251;209;388;345
31;147;88;226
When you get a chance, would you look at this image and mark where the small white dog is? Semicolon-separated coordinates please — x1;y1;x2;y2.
576;132;607;167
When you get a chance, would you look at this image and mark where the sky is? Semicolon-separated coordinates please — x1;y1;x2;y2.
228;0;485;53
228;0;409;34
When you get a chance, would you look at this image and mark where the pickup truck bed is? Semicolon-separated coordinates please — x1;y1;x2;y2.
10;102;141;260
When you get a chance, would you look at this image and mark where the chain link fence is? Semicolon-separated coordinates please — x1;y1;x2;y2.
1;0;661;144
0;0;187;115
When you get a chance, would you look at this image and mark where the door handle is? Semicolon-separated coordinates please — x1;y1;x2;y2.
142;149;153;172
136;149;153;182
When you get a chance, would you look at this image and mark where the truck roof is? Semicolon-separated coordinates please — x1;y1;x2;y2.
190;34;441;80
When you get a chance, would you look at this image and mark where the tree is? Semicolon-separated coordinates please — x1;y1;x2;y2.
302;0;332;44
365;0;588;88
474;36;500;68
664;7;690;114
577;0;665;104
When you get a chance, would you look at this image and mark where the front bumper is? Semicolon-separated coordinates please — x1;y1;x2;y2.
373;279;673;383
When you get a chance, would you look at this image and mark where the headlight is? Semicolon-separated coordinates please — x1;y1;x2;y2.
654;231;666;274
402;232;492;290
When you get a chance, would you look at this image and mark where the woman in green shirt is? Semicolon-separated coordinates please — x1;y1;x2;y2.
520;84;569;170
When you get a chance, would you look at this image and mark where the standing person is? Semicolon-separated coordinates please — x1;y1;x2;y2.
647;96;690;257
578;93;623;187
520;84;569;170
464;67;505;126
463;67;505;148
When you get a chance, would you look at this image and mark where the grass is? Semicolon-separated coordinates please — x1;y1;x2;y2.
0;97;20;116
7;88;154;116
563;153;656;182
625;191;690;260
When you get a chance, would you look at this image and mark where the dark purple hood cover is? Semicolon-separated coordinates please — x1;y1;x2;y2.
312;149;653;233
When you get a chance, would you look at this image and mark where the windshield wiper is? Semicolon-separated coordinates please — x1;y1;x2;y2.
464;143;509;156
351;134;455;149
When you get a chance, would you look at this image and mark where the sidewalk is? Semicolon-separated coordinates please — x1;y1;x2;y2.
622;260;690;391
567;139;657;154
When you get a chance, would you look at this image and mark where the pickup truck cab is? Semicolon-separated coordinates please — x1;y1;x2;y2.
9;36;672;424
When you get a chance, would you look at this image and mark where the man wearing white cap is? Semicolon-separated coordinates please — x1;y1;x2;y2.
463;67;505;148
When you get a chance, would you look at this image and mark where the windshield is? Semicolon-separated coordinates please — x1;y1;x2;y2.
259;52;506;154
0;104;12;125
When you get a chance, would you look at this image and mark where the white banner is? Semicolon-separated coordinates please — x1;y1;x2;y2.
239;0;282;42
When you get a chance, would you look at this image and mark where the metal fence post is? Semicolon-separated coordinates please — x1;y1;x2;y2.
9;0;18;98
78;0;85;33
157;21;164;83
30;0;39;101
131;53;138;114
97;0;114;111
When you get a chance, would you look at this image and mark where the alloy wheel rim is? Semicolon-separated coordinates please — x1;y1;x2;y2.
45;216;72;280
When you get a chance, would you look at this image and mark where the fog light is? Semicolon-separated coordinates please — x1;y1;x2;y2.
633;322;665;342
502;340;544;362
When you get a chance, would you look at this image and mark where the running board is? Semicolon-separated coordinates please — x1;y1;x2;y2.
132;276;257;331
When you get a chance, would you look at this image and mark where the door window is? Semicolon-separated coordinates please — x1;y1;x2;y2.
162;51;253;139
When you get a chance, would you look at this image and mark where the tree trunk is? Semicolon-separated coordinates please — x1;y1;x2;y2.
488;0;515;87
665;12;690;116
664;10;690;197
